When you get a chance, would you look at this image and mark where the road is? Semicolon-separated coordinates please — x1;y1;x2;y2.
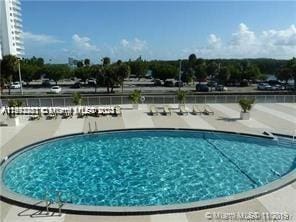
2;85;268;96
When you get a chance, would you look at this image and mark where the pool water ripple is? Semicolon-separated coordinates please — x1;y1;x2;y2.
2;130;296;207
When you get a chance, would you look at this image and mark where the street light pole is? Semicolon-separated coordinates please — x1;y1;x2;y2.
18;59;23;95
178;59;182;91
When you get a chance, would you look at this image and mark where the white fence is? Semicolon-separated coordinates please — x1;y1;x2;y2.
1;94;295;107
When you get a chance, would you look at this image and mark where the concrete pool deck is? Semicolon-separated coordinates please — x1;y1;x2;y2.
1;103;296;222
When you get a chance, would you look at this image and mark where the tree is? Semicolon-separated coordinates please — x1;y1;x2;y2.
194;62;207;82
102;57;111;66
84;58;90;66
276;67;292;84
104;65;117;93
43;64;70;85
287;57;296;90
182;67;195;84
217;66;230;85
77;61;84;68
20;62;40;85
151;63;178;81
75;66;91;84
23;56;44;66
117;63;130;92
129;59;148;79
91;65;103;92
188;54;197;64
1;55;19;95
20;57;45;84
206;61;219;79
243;64;261;81
228;64;241;84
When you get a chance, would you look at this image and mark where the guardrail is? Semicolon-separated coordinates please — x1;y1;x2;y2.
1;94;295;106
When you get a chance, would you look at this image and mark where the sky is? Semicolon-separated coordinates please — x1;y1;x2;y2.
21;1;296;63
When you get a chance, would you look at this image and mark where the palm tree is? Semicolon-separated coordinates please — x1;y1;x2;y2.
1;55;19;95
117;63;130;92
129;89;141;109
72;92;83;106
102;57;111;66
176;90;187;107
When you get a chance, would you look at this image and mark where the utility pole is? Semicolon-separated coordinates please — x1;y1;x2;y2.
18;59;23;95
178;59;182;91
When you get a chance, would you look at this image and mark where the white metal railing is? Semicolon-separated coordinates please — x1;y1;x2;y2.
1;94;295;107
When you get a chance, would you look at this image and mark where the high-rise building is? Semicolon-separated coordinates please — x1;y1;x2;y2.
0;0;24;59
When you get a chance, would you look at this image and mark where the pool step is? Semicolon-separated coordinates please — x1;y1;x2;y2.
277;137;296;149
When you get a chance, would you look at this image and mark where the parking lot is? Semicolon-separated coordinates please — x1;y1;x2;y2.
2;78;294;96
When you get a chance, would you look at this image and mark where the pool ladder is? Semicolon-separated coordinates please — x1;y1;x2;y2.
87;121;98;133
43;192;63;216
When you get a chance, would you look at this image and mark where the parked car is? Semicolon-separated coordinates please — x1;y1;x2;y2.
285;84;295;90
10;82;21;89
87;78;96;86
174;81;184;87
71;82;81;89
164;80;174;87
154;79;162;86
215;84;228;91
207;81;217;88
42;79;52;88
240;79;249;87
196;83;209;92
268;80;282;86
257;83;272;90
50;86;62;94
271;84;285;90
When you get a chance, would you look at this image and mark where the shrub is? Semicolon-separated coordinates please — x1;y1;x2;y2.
7;99;23;107
129;90;142;104
72;92;83;105
239;98;255;113
176;90;187;104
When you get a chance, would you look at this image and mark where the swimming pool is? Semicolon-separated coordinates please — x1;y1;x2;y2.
1;129;296;214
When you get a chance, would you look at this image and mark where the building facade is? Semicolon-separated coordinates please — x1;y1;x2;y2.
0;0;24;59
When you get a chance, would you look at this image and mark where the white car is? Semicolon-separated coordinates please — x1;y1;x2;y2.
257;83;272;90
10;82;21;89
50;86;62;94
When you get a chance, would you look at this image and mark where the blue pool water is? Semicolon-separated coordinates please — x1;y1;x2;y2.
2;130;296;207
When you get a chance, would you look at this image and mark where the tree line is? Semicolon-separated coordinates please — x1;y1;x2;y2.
1;54;295;94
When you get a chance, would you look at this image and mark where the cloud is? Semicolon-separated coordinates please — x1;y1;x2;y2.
23;32;63;44
119;38;147;52
208;34;221;49
262;24;296;46
185;23;296;59
72;34;100;52
120;39;129;48
231;23;256;46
